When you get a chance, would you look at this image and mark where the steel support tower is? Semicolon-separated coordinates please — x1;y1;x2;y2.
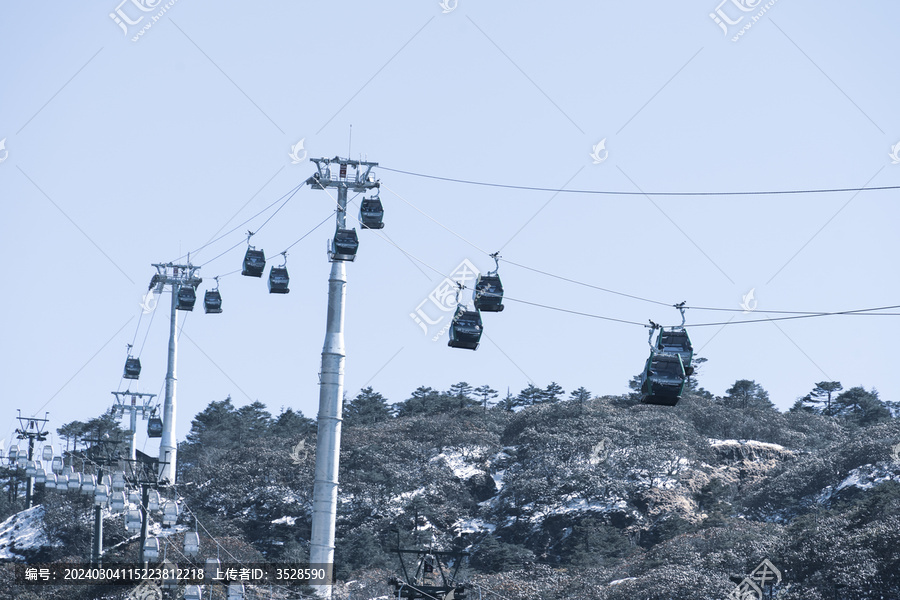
305;156;379;596
148;262;201;484
111;391;157;460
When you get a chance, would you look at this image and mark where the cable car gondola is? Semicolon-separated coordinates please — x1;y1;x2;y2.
176;285;196;311
148;416;163;438
639;352;686;407
330;228;359;261
473;274;504;312
242;244;266;277
184;531;200;556
448;306;483;350
143;537;160;561
42;445;53;461
359;194;385;229
268;254;290;294
123;343;142;379
473;252;505;312
655;328;693;376
204;277;223;313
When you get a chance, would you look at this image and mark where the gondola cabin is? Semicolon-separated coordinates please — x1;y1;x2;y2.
184;531;200;556
448;306;483;350
176;286;196;311
268;266;290;294
143;537;160;561
473;274;504;312
148;417;163;438
655;328;694;376
330;228;359;261
124;357;142;379
359;197;385;229
242;247;266;277
42;445;53;461
639;353;686;407
204;289;222;314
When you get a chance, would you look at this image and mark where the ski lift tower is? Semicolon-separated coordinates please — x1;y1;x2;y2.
305;156;379;596
111;391;157;460
13;410;50;509
148;262;202;484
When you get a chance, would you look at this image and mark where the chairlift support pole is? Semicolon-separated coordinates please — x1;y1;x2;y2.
150;262;201;484
14;410;49;509
305;156;379;598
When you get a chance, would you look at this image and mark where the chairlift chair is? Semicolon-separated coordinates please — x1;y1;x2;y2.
448;306;483;350
94;484;109;505
68;472;83;492
184;585;202;600
176;285;196;311
639;352;686;407
359;196;385;229
162;501;178;526
330;228;359;261
111;491;126;512
184;531;200;556
143;537;160;561
148;416;163;438
125;509;143;532
242;246;266;277
268;265;290;294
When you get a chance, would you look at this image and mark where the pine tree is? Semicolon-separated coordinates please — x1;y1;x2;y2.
804;381;844;416
344;387;393;426
516;383;545;406
831;387;890;426
544;382;565;403
722;379;774;411
474;385;498;411
569;386;591;405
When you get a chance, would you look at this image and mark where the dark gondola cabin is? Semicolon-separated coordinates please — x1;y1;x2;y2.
655;328;694;376
147;417;163;438
203;289;222;313
359;197;385;229
448;306;483;350
640;353;686;406
268;266;290;294
473;274;504;312
242;247;266;277
331;228;359;261
123;357;142;380
175;286;196;311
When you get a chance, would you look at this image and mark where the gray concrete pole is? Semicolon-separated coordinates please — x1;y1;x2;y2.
310;185;349;597
159;286;178;483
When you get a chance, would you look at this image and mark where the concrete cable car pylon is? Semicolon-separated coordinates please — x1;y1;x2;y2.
305;156;380;598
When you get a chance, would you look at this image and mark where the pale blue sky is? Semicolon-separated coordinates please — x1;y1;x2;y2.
1;1;898;453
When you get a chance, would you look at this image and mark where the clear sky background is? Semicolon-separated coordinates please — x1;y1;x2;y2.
1;1;897;456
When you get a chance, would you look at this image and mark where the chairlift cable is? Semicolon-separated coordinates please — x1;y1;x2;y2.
380;165;900;197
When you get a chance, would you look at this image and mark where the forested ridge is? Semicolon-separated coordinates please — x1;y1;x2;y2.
2;369;899;599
